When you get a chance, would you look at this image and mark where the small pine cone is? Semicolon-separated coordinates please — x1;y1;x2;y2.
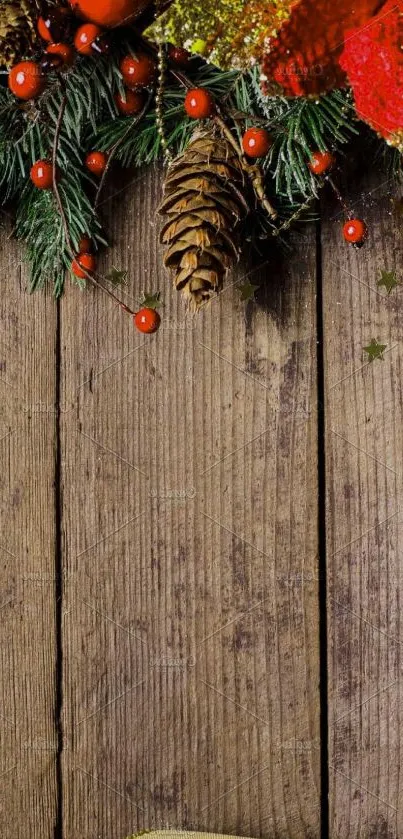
0;0;47;67
159;127;249;310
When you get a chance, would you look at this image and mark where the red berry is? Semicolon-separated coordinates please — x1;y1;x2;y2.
71;253;97;279
85;151;108;176
184;88;215;119
30;160;54;189
308;150;335;175
120;54;156;89
343;219;367;244
168;44;191;68
134;308;161;334
114;89;145;116
8;61;45;100
37;9;69;43
37;15;53;42
74;23;102;55
242;127;272;158
46;43;75;67
78;235;92;253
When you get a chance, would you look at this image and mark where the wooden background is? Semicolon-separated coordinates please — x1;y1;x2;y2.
0;161;402;839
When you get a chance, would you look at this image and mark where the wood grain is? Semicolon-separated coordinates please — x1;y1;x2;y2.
323;171;403;838
60;167;321;839
0;224;58;837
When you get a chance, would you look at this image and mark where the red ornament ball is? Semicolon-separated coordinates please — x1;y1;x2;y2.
308;150;335;175
46;43;76;67
120;54;156;88
184;88;215;119
343;218;367;244
168;44;191;68
134;307;161;334
71;252;97;278
68;0;152;28
242;128;272;158
85;151;108;176
74;23;102;55
8;61;45;100
115;89;145;115
30;160;55;190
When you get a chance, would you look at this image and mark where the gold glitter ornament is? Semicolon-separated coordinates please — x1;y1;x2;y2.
150;0;293;68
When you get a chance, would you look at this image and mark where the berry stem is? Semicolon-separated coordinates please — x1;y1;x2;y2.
326;175;351;216
94;90;154;210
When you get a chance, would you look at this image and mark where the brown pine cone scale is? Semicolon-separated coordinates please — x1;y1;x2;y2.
158;127;249;310
0;0;48;66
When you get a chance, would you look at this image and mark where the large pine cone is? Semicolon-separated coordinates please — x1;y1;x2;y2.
0;0;47;66
159;127;249;310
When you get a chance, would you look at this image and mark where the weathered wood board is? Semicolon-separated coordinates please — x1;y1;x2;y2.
323;173;403;838
2;161;401;839
0;226;58;838
60;167;320;839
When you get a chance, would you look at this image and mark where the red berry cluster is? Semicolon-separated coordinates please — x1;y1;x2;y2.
8;7;113;101
71;237;97;279
115;53;157;116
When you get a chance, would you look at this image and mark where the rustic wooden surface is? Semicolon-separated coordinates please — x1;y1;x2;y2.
323;172;403;838
0;225;58;838
0;162;401;839
60;169;320;839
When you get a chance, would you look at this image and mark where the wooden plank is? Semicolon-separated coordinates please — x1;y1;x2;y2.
323;172;403;838
61;167;320;839
0;224;58;837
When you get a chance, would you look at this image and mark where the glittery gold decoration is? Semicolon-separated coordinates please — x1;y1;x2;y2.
150;0;293;68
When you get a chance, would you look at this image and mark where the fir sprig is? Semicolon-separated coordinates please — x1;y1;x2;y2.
0;36;379;298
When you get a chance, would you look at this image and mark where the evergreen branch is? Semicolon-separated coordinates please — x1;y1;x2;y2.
0;27;395;299
95;90;154;210
52;89;71;256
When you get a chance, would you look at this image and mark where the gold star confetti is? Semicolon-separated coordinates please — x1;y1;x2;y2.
363;339;387;362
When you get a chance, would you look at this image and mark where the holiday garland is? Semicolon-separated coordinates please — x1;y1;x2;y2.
0;0;401;325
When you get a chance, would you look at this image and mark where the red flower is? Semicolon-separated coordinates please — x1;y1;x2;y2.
262;0;403;146
340;0;403;144
262;0;385;96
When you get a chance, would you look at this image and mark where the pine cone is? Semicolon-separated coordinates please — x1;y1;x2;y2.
0;0;47;67
158;127;249;310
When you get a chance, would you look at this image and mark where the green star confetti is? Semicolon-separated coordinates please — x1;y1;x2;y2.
239;280;259;301
141;292;163;310
106;267;128;285
377;269;400;295
363;339;387;362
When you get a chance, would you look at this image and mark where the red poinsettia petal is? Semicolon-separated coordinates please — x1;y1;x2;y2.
340;0;403;145
262;0;386;96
